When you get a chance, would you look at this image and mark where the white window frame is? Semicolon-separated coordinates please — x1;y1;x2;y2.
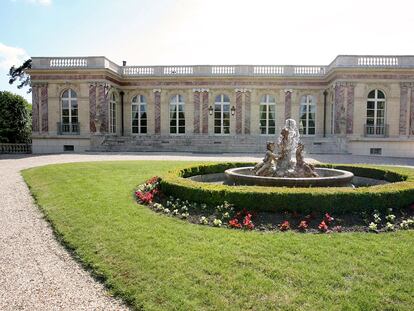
169;94;185;135
131;95;147;134
299;95;316;136
259;94;276;135
214;94;230;135
366;89;386;135
61;89;78;125
109;93;117;134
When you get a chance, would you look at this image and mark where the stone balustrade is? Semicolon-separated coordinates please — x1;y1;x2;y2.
31;55;414;78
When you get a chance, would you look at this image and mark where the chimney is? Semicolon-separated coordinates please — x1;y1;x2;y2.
122;60;127;66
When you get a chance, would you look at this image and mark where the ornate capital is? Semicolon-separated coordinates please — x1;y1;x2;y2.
334;81;347;88
283;89;293;94
153;88;161;93
400;82;414;88
235;88;250;93
192;88;209;93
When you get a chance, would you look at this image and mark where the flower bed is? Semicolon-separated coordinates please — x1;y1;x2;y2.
159;163;414;214
135;176;414;233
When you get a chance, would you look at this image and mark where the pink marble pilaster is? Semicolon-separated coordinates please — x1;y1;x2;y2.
399;83;409;135
154;89;161;134
89;83;97;133
31;85;39;132
244;91;251;134
410;86;414;135
284;90;292;120
97;84;107;133
202;91;209;134
334;83;345;134
193;90;200;134
346;84;355;134
40;85;48;132
235;90;243;134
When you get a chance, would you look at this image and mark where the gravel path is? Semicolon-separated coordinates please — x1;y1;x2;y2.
0;152;412;310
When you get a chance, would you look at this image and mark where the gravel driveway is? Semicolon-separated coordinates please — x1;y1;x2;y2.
0;152;412;310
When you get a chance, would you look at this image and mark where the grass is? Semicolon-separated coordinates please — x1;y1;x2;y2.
22;161;414;311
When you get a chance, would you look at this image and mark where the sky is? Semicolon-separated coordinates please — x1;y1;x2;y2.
1;0;414;103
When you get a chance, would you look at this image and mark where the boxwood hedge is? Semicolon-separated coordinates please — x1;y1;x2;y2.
159;163;414;214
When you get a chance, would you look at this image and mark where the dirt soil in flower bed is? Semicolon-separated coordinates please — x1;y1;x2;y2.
150;194;414;234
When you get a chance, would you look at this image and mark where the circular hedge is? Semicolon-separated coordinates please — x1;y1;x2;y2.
159;162;414;214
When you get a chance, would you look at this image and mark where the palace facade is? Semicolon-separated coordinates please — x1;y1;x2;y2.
29;55;414;157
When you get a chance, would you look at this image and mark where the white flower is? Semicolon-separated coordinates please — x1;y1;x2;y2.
213;219;222;227
368;222;378;231
172;209;179;215
400;220;409;230
385;214;396;222
181;212;189;219
385;222;394;231
373;214;381;224
163;208;170;214
199;216;208;225
223;212;230;219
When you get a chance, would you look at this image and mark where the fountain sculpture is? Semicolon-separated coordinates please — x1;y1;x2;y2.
225;119;354;187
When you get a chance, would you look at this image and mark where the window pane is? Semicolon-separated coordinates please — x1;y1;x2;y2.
223;127;230;134
132;120;138;126
170;127;176;134
62;100;69;109
260;120;266;127
70;90;77;98
141;112;147;119
268;96;276;103
179;119;185;126
308;128;315;135
261;128;266;134
223;119;230;127
377;101;385;110
178;105;184;112
223;95;230;102
269;104;275;112
132;127;138;134
214;127;221;134
367;101;375;109
178;112;185;119
62;109;69;116
260;105;266;113
368;90;376;98
377;91;385;99
132;105;138;112
214;119;221;126
141;119;147;126
141;127;147;134
178;127;185;134
62;90;69;98
268;127;275;134
62;116;70;123
367;110;374;118
268;120;275;127
260;112;267;120
223;104;230;112
71;109;78;117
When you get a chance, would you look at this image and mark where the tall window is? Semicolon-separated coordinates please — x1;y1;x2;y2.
61;89;78;125
170;94;185;134
299;95;316;135
259;95;276;134
366;89;385;135
214;94;230;134
132;95;147;134
109;93;117;133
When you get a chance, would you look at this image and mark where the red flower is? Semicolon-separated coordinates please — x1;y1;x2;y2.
298;220;308;232
318;220;328;232
147;176;159;184
135;191;154;204
279;220;290;231
243;214;254;230
229;218;242;229
324;213;334;224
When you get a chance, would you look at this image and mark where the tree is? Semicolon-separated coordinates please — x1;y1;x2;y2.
0;91;32;143
8;59;32;93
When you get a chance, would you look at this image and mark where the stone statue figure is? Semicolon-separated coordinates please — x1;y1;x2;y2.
253;118;318;178
294;143;319;177
252;141;277;176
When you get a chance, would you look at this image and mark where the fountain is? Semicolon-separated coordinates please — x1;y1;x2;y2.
225;119;354;187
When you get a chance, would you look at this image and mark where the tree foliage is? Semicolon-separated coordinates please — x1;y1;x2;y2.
0;91;32;143
8;59;32;93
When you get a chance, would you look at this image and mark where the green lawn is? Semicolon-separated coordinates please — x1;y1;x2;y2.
23;161;414;311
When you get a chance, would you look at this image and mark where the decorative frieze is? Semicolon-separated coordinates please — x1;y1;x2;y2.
284;89;292;120
153;89;161;134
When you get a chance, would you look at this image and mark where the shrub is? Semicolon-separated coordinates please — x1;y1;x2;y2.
159;163;414;214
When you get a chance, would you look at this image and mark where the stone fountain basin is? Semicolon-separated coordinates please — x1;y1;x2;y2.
224;167;354;187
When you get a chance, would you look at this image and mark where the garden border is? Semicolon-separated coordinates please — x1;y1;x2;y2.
159;163;414;214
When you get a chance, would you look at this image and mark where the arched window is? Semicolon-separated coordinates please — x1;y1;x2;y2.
170;94;185;134
299;95;316;135
109;93;117;134
366;89;385;135
214;94;230;134
132;95;147;134
259;95;276;134
61;89;78;133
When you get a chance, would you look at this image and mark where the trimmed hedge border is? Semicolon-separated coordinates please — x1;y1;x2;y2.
159;163;414;214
